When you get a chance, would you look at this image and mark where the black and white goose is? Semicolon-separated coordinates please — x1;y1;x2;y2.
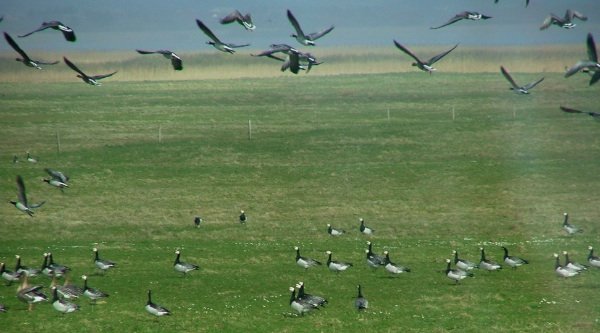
173;250;199;275
19;21;76;42
560;106;600;119
326;251;353;273
444;259;473;284
365;241;386;269
562;212;582;235
146;290;171;317
52;274;83;300
430;11;492;30
393;40;458;74
587;246;600;268
0;304;5;313
288;286;318;316
1;262;22;285
294;246;321;269
195;19;249;54
287;9;334;46
15;255;40;277
93;248;116;273
63;56;117;86
10;175;45;217
501;246;529;269
239;210;247;224
554;253;579;278
296;282;327;307
359;218;374;235
355;284;368;311
452;250;478;271
565;33;600;86
194;216;202;228
327;224;345;236
45;168;69;184
81;275;109;304
220;10;255;31
3;32;58;69
540;9;587;30
43;176;68;192
479;248;502;271
136;50;183;71
563;251;587;272
500;65;544;94
47;252;71;276
51;286;80;314
17;275;47;311
41;253;56;278
383;251;411;275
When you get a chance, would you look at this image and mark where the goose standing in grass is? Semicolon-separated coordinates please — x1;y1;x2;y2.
565;33;600;86
195;19;249;54
359;218;374;235
51;274;83;300
41;253;56;278
93;248;116;274
47;252;71;276
194;216;202;228
560;106;600;119
479;248;502;271
146;290;171;317
430;11;492;29
393;40;458;74
51;286;80;314
563;251;587;272
327;224;345;236
355;284;368;311
239;210;247;224
365;241;386;269
220;10;255;31
562;212;582;235
10;175;45;217
17;274;47;311
587;246;600;268
136;50;182;71
1;262;22;285
173;250;199;275
554;253;579;278
288;286;318;316
296;282;327;307
63;56;117;86
540;9;587;30
15;255;40;277
452;250;478;271
26;152;38;163
82;275;109;304
501;247;529;269
383;251;411;275
444;259;473;284
294;246;321;269
500;66;544;94
3;32;58;69
19;21;76;41
286;9;334;46
326;251;353;273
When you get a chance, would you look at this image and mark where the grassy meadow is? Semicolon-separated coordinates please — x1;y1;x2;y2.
1;47;600;332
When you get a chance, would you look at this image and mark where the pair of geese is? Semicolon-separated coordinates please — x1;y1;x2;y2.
10;168;70;216
288;282;367;315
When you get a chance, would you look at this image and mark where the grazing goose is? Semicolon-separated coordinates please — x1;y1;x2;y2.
82;275;109;304
17;275;47;311
195;19;249;54
288;286;318;316
563;251;587;272
562;212;582;235
173;250;199;275
359;218;374;235
494;0;529;7
15;255;40;277
501;247;529;269
565;33;600;86
26;152;38;163
452;250;478;271
45;168;69;184
365;241;386;269
146;290;171;317
554;253;579;278
560;106;600;119
239;210;247;224
479;248;502;271
587;246;600;268
194;216;202;228
383;251;411;275
220;10;255;31
500;66;544;94
51;286;80;314
326;251;353;273
136;50;182;71
355;284;368;311
327;224;345;236
430;11;492;29
287;9;334;46
296;282;327;307
1;262;22;285
3;32;59;69
540;9;587;30
294;246;321;269
444;259;473;284
19;21;76;41
63;56;117;86
10;175;45;217
394;40;458;74
93;248;116;273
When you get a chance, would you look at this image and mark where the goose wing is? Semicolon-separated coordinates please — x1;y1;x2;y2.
289;50;300;74
136;49;159;55
18;22;53;38
90;71;117;80
567;9;587;22
500;66;521;89
539;15;561;30
430;12;467;29
590;71;600;86
560;106;584;114
16;175;28;207
586;33;597;62
196;19;222;44
427;44;458;65
523;77;544;90
4;32;30;61
220;10;243;24
63;57;88;78
307;25;334;41
564;60;597;77
286;10;305;39
45;168;68;183
226;42;250;48
393;40;424;66
170;53;182;70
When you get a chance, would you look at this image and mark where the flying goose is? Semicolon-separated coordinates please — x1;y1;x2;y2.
560;106;600;119
251;44;294;61
195;19;249;54
146;290;171;317
43;177;68;192
540;9;587;30
563;251;587;272
64;57;117;85
365;241;386;269
554;253;579;278
393;40;458;73
327;224;345;236
3;32;59;69
479;248;502;271
294;246;321;269
45;168;69;183
326;251;353;273
1;262;22;285
239;210;247;224
444;259;473;284
220;10;255;31
500;65;544;94
51;286;80;314
173;250;199;275
587;246;600;268
494;0;530;7
383;251;411;275
359;218;374;235
355;284;368;311
10;175;45;217
288;286;318;315
93;248;116;273
452;250;478;271
501;246;529;269
136;50;182;71
15;255;40;277
565;33;600;86
19;21;76;41
296;282;327;307
17;274;47;311
562;212;582;235
430;11;492;30
287;9;334;46
82;275;109;304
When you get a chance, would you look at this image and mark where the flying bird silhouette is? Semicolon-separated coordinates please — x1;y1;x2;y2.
19;21;76;42
63;57;117;86
540;9;587;30
10;175;45;217
560;106;600;119
431;11;492;29
287;9;334;46
136;50;182;70
565;33;600;86
220;10;255;31
500;66;544;94
196;19;249;53
393;40;458;73
4;32;58;69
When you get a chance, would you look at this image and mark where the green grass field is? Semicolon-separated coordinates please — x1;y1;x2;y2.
1;51;600;332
